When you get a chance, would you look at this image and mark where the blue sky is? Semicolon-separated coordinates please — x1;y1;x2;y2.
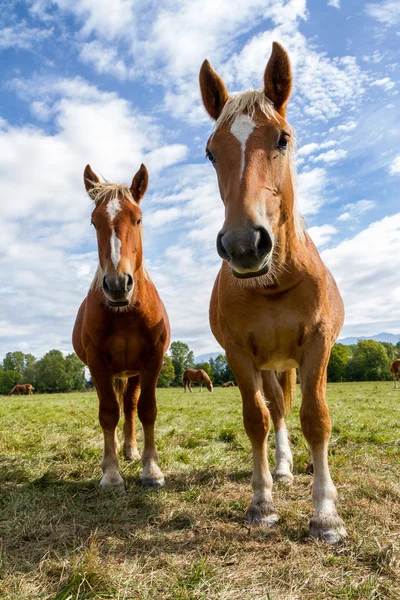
1;0;400;359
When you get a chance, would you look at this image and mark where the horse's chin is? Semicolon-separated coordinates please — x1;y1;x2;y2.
231;262;270;279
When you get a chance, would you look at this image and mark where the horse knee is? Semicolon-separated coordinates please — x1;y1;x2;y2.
300;401;331;446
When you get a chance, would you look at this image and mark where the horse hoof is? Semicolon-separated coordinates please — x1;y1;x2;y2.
309;515;347;544
100;472;125;493
245;500;279;527
272;471;294;485
124;448;141;462
141;477;165;489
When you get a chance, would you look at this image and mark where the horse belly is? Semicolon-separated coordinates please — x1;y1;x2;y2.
262;358;298;371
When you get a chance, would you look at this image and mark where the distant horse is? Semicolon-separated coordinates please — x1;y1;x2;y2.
73;164;170;490
182;369;213;392
222;381;235;388
8;384;34;396
390;359;400;388
199;42;346;542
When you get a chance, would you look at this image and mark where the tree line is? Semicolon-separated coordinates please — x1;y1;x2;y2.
327;339;400;382
158;341;236;387
0;350;86;394
2;338;396;394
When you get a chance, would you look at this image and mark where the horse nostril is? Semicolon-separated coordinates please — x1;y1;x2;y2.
217;231;230;261
126;274;133;291
254;227;273;259
102;276;110;293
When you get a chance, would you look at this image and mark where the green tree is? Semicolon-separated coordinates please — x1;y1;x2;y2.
35;350;70;393
194;361;214;382
2;351;25;375
327;344;349;382
381;342;396;362
169;341;195;386
347;340;391;381
0;369;20;395
65;353;86;390
157;355;175;387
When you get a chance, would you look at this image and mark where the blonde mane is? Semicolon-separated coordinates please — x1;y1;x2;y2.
88;181;138;207
213;89;305;243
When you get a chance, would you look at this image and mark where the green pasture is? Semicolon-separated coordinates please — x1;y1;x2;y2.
0;383;399;599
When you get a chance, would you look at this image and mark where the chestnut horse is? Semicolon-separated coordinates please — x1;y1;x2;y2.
390;359;400;388
73;164;170;490
183;368;213;392
8;383;34;396
222;381;235;388
199;42;346;542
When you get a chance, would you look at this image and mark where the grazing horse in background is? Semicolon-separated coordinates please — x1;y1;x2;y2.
222;381;235;388
8;384;34;396
183;369;213;392
390;359;400;388
73;164;170;490
199;42;346;543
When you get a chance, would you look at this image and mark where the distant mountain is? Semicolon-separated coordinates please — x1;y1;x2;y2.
194;352;222;363
338;332;400;346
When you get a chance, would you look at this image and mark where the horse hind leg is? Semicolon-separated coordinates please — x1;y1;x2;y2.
262;371;294;485
121;376;141;461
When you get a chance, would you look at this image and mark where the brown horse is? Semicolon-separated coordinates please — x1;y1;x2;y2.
199;42;346;543
390;359;400;388
73;163;170;490
8;383;34;396
183;368;213;392
221;381;235;388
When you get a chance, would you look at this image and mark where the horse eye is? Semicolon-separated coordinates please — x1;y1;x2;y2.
136;219;142;226
206;149;216;165
277;135;289;151
91;220;97;229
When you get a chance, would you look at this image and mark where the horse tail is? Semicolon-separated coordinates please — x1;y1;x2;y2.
8;386;16;396
113;378;128;411
277;369;296;415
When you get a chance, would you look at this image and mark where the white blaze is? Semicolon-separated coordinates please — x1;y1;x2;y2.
230;114;256;179
106;198;122;270
110;230;121;270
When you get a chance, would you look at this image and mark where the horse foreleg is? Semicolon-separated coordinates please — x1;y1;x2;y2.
138;355;165;487
123;376;141;461
90;363;124;491
228;352;278;527
299;339;346;543
262;371;293;485
199;381;203;392
188;381;193;392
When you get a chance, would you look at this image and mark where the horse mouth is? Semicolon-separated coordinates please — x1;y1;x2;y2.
107;299;130;307
231;262;270;279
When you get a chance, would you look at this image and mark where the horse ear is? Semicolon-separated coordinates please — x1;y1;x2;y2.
83;164;100;198
130;163;148;204
264;42;292;117
199;59;229;120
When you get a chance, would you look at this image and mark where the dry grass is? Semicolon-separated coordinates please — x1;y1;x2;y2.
0;382;399;599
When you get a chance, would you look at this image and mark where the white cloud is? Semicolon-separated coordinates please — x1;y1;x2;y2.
308;224;337;247
370;77;396;92
0;21;52;50
390;155;400;175
327;0;340;8
365;1;400;26
297;167;327;215
80;41;131;80
337;199;375;222
322;214;400;331
298;140;337;157
311;148;347;164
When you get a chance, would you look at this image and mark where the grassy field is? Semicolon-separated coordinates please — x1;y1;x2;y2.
0;382;399;600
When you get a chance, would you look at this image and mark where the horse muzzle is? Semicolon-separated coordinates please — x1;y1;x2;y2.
102;273;134;307
216;227;273;279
